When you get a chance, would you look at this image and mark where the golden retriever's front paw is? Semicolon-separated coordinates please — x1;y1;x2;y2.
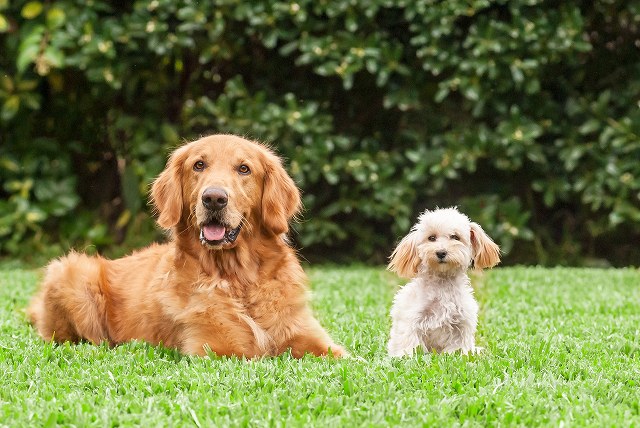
328;344;349;358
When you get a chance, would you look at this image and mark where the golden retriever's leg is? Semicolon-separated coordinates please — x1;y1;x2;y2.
248;283;347;358
286;316;347;358
178;301;265;358
180;330;251;357
28;253;111;345
28;292;80;343
180;326;263;358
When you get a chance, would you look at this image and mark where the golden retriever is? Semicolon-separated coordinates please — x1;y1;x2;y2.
28;134;346;358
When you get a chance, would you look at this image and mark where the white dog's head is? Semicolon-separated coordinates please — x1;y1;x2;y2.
388;207;501;278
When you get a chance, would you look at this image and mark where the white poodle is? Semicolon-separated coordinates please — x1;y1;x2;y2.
387;207;500;357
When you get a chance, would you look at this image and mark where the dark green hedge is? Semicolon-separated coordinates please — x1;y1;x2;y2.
1;0;639;265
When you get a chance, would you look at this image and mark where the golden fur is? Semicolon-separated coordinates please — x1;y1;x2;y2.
28;134;346;358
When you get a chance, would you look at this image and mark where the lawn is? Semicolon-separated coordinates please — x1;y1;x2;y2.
1;266;639;426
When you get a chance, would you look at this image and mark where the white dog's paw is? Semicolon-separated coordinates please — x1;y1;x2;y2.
453;345;483;355
468;346;484;355
388;346;418;358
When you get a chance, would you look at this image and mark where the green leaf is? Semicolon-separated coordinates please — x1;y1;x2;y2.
1;95;20;121
16;25;45;73
16;79;38;91
21;1;43;19
579;119;600;135
0;156;20;172
43;47;64;69
16;44;39;74
0;13;8;33
0;74;13;93
25;209;46;223
46;7;66;28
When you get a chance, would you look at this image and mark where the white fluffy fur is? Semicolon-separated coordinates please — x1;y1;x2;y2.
387;207;501;357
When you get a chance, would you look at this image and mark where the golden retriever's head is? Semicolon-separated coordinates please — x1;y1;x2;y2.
151;135;301;250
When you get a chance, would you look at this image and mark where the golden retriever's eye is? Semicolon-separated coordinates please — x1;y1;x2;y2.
428;235;436;242
193;161;206;172
451;234;460;241
238;164;251;175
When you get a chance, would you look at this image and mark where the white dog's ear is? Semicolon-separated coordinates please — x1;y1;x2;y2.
388;230;421;278
470;222;501;269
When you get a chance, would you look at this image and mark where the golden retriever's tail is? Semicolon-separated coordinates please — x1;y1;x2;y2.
28;252;112;345
26;290;44;328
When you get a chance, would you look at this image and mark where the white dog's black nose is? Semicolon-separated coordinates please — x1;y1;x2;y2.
202;187;228;211
436;251;447;260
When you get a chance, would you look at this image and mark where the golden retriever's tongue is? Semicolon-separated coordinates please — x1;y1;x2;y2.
203;224;225;241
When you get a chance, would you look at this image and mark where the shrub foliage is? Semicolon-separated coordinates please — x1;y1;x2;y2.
1;0;639;265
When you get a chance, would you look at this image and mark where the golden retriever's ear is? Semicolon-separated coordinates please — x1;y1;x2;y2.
470;222;501;269
261;151;302;235
150;147;186;229
387;230;421;278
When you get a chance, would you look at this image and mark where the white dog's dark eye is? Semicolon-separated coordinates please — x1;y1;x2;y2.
428;235;436;242
238;164;251;175
193;160;206;171
451;234;460;240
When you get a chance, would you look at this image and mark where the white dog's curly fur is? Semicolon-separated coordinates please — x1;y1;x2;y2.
387;207;500;357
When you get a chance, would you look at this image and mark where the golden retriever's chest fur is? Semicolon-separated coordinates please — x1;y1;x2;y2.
105;242;307;356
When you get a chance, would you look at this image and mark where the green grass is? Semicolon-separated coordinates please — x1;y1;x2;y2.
1;266;639;426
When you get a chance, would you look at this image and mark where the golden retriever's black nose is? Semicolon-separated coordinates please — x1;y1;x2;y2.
202;187;228;211
436;251;447;260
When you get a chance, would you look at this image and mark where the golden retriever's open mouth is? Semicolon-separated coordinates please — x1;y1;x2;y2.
199;221;242;247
